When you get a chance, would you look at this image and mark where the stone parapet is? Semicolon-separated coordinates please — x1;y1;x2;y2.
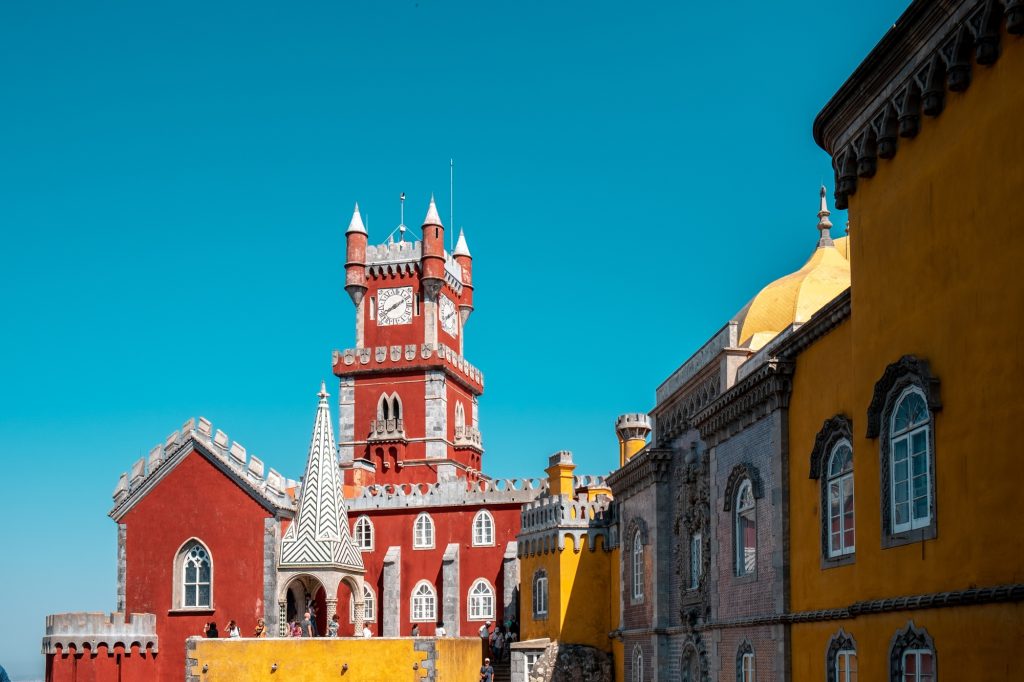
42;612;158;654
110;417;296;519
333;342;483;391
347;477;544;512
517;492;613;556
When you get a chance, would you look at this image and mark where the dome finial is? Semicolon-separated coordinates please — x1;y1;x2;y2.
817;185;834;247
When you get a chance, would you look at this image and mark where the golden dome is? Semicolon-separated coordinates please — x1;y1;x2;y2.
734;187;851;351
734;242;850;349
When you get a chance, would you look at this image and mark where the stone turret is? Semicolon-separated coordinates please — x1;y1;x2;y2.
453;228;474;324
616;413;652;466
345;203;368;306
420;196;445;300
545;450;576;497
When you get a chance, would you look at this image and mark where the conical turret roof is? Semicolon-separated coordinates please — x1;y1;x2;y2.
422;195;443;227
453;228;471;257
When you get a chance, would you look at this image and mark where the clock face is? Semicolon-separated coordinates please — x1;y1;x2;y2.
439;295;459;337
376;287;413;326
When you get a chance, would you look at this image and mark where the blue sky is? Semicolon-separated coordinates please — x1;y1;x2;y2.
0;1;905;678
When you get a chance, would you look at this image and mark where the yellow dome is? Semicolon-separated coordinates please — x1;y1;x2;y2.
734;241;851;350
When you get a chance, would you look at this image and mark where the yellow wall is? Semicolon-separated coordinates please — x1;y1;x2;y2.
519;534;615;653
788;24;1024;682
187;637;482;682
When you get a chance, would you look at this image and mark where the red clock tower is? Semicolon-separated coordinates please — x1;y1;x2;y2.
333;197;484;486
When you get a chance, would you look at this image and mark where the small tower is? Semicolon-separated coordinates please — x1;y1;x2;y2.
616;413;652;466
817;186;834;247
545;450;577;497
453;228;474;325
344;203;368;305
420;196;445;301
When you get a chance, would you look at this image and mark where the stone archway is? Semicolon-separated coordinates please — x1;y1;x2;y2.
277;571;364;637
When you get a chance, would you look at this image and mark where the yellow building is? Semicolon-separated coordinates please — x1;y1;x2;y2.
785;1;1024;680
513;449;619;681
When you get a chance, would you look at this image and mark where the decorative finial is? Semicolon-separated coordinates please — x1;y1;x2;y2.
817;185;834;247
346;203;367;235
318;380;329;400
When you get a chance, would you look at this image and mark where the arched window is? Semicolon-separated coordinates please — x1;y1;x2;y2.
455;401;466;429
468;579;495;621
354;516;374;551
349;583;376;623
532;569;548;618
735;480;756;576
632;645;644;682
689;532;703;590
631;529;644;601
377;392;402;421
472;510;494;546
827;440;855;557
413;513;434;549
737;641;755;682
175;539;212;609
411;581;436;622
889;621;935;682
826;630;857;682
890;388;932;533
391;394;401;420
681;644;700;682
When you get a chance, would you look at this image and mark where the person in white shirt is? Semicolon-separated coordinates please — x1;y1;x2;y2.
479;621;491;639
362;625;372;638
436;621;447;637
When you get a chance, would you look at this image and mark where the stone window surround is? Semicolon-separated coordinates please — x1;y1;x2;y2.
410;580;437;622
625;517;649;606
825;628;858;682
632;643;644;682
413;512;435;550
888;621;936;682
349;583;376;623
736;639;755;682
532;569;548;620
809;415;856;569
472;509;495;547
729;472;760;581
869;356;941;550
171;537;214;613
353;515;374;551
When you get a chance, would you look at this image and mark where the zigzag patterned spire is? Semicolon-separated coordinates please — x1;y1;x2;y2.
280;382;363;571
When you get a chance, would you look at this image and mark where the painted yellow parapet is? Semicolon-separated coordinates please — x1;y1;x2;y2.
186;637;482;682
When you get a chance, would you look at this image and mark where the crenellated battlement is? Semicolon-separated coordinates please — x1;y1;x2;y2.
333;342;483;388
346;477;545;511
42;612;158;654
110;417;297;519
362;241;465;293
517;490;613;556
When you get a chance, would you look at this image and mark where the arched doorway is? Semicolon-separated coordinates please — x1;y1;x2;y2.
282;575;328;636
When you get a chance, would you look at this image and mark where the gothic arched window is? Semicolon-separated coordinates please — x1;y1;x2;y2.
472;509;494;546
827;440;856;557
735;480;756;576
413;513;434;549
737;641;755;682
411;581;436;622
175;539;212;609
889;622;935;682
826;629;858;682
532;569;548;619
889;388;932;533
354;516;374;551
631;529;644;601
632;645;644;682
455;401;466;429
349;583;375;623
468;579;495;621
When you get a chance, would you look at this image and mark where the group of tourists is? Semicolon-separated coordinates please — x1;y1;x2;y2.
202;619;255;638
478;618;517;661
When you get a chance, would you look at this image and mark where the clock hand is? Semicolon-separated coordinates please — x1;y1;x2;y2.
384;299;404;314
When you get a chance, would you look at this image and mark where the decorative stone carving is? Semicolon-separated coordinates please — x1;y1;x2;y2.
808;415;853;479
825;629;857;682
889;622;935;682
866;356;941;438
722;463;764;511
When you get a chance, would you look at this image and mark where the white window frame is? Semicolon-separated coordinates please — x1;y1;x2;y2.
689;532;702;590
354;516;374;551
835;649;857;682
740;651;755;682
467;579;495;621
472;509;495;547
349;583;376;623
901;648;935;682
735;480;756;576
890;387;932;534
413;513;435;549
532;570;548;619
176;539;213;610
410;580;437;622
455;401;466;429
632;645;644;682
827;440;856;557
631;529;644;601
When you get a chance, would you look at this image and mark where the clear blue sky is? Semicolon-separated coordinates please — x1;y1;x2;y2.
0;1;905;678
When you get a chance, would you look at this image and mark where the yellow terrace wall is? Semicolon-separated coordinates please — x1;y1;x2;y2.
186;637;482;682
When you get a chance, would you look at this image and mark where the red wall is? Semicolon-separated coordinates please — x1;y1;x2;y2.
46;645;157;682
339;503;520;637
122;450;273;680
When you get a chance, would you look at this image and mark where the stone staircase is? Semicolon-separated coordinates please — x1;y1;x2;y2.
492;656;512;682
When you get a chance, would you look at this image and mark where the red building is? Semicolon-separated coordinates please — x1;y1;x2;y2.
42;197;542;681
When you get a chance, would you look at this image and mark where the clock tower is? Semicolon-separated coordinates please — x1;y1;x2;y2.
333;197;484;486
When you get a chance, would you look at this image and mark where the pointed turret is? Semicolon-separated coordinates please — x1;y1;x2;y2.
817;185;834;247
279;382;364;572
420;195;446;301
344;203;368;306
453;228;474;324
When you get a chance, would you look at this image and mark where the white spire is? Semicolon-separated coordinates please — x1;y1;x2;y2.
453;228;471;257
346;203;367;235
279;382;363;571
423;194;443;227
817;186;834;247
